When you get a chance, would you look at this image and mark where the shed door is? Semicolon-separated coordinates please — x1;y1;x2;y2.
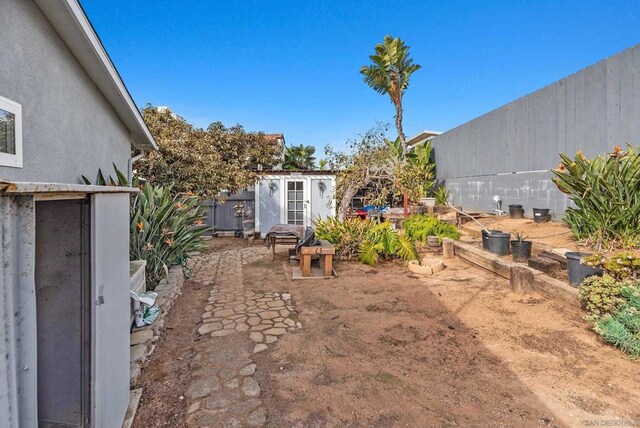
286;180;305;226
91;193;130;426
35;199;91;427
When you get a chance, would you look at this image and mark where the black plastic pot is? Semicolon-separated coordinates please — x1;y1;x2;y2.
509;206;524;219
508;204;522;214
485;232;511;256
482;229;502;250
511;240;532;262
532;208;551;223
566;252;603;287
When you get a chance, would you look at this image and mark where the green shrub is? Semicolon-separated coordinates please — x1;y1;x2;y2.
403;214;460;243
594;283;640;358
314;217;417;266
578;275;625;317
582;251;640;281
551;144;640;248
130;183;211;288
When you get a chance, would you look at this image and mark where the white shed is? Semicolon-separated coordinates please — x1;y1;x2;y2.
256;171;336;235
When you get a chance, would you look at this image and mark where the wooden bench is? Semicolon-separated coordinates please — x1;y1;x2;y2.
299;239;335;277
269;235;300;261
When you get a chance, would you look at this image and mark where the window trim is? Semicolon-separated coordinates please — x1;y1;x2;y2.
0;95;23;168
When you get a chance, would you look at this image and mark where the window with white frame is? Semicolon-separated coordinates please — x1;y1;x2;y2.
0;95;22;168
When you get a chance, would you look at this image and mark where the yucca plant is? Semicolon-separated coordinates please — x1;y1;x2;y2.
551;144;640;249
130;183;211;288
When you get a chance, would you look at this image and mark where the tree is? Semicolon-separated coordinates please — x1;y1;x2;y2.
325;124;435;217
360;35;421;155
137;105;281;198
283;144;316;170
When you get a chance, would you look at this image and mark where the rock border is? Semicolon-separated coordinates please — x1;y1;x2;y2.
129;265;185;386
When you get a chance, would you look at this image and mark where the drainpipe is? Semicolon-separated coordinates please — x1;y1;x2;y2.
128;152;145;183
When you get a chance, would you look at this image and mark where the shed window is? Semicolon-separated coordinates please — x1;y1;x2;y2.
0;95;22;168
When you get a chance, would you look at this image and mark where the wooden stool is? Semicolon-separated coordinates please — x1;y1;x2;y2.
299;239;335;277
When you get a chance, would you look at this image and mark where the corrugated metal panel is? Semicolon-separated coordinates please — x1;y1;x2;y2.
0;195;37;427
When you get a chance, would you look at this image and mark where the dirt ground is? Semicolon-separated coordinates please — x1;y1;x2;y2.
134;238;640;427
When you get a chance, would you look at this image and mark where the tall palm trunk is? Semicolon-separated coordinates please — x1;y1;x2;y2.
394;101;407;155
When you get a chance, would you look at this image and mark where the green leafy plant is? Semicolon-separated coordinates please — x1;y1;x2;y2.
582;251;640;281
433;185;451;205
82;163;129;186
578;274;626;317
594;284;640;358
551;144;640;249
314;217;417;266
513;231;529;243
130;183;211;288
403;215;460;243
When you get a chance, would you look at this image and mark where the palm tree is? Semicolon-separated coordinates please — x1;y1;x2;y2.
360;35;421;155
283;144;316;170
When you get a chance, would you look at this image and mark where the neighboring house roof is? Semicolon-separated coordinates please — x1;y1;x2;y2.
33;0;158;151
407;130;442;147
263;134;285;143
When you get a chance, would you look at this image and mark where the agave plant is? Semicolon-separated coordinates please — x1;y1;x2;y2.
130;183;211;288
551;144;640;249
82;163;129;186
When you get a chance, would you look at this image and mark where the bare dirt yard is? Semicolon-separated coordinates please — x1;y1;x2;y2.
134;238;640;427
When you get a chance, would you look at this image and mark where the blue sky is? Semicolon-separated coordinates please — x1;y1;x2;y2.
82;0;640;155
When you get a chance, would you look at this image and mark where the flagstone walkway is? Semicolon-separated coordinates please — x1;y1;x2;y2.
184;246;300;427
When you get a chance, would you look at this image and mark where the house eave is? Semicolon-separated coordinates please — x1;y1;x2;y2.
33;0;158;151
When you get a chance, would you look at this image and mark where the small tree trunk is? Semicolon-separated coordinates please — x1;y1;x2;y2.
338;182;360;219
394;101;407;155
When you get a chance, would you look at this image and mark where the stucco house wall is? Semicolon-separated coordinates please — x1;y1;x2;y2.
0;0;131;183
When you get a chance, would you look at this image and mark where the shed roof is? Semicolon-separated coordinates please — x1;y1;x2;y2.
33;0;157;151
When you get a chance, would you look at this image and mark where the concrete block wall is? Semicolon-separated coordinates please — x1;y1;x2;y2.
431;44;640;216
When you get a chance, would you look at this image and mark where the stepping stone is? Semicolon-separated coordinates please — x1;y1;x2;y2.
249;332;263;343
247;407;267;427
198;322;222;335
214;309;234;317
251;325;272;332
247;317;261;326
240;363;256;376
235;323;249;332
185;377;222;399
253;344;268;354
259;310;279;319
264;327;285;336
242;377;261;397
280;309;290;317
265;335;277;344
211;329;235;337
266;301;284;308
225;378;240;389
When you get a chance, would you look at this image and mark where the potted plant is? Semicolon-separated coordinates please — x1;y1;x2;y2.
508;204;524;219
510;232;532;262
434;186;452;206
565;252;603;287
485;230;511;256
532;208;551;223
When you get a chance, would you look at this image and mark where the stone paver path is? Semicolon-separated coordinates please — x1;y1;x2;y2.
184;246;300;427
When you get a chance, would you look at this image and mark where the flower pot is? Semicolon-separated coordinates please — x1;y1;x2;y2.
566;252;603;287
511;240;532;262
532;208;551;223
508;204;524;219
485;231;511;256
420;197;436;207
427;235;440;248
481;229;502;250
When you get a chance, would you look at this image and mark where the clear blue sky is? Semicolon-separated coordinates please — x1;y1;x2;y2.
82;0;639;155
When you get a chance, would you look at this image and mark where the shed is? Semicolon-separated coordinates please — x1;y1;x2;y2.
256;171;336;235
0;1;157;426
